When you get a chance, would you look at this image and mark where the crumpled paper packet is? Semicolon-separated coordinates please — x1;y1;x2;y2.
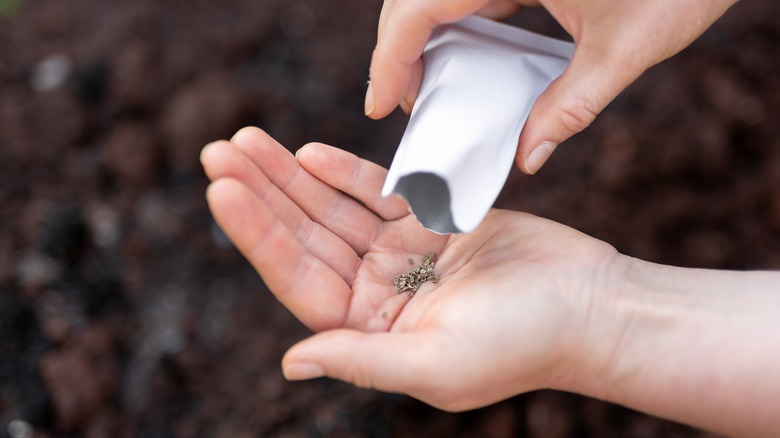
382;15;575;234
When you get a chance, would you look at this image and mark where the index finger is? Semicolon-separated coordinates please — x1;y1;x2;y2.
368;0;487;118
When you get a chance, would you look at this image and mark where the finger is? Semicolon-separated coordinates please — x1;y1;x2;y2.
367;0;488;119
206;178;351;331
516;48;639;174
230;127;384;256
399;58;424;115
295;143;409;221
376;0;395;37
476;0;524;20
282;329;436;395
201;140;361;282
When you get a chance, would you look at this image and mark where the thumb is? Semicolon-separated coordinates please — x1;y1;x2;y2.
282;329;432;393
517;49;640;174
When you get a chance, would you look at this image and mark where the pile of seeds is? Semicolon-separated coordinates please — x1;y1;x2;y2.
393;253;439;296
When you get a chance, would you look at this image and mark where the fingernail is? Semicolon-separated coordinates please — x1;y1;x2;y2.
399;98;412;115
525;141;557;175
283;362;325;381
364;81;375;116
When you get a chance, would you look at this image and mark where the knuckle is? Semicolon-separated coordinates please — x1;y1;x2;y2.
404;358;466;411
428;395;458;412
424;387;470;413
556;96;600;135
344;361;377;390
349;371;376;391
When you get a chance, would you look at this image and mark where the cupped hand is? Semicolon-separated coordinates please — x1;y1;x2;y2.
367;0;738;174
201;127;624;411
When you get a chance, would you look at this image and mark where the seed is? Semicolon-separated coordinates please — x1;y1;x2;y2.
393;253;439;295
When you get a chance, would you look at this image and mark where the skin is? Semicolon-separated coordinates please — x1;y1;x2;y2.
366;0;740;174
202;128;780;437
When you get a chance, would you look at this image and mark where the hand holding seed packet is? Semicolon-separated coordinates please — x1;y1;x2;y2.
382;16;573;234
368;0;737;175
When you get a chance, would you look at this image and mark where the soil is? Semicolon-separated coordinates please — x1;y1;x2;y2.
1;0;779;436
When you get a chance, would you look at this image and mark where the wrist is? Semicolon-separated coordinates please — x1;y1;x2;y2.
555;253;708;403
549;253;652;397
555;255;780;436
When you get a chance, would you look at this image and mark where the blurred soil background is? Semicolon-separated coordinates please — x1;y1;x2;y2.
0;0;778;436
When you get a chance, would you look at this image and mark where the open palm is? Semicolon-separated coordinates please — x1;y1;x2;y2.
202;127;620;410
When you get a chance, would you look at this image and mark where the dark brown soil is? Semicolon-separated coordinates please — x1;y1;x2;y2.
1;0;777;436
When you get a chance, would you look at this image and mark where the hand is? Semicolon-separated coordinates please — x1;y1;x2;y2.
201;127;624;410
366;0;738;174
201;128;780;435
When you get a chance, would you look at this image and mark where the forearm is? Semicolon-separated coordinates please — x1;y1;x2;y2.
571;257;780;437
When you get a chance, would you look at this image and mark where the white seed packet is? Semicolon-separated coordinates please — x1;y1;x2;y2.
381;15;574;234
